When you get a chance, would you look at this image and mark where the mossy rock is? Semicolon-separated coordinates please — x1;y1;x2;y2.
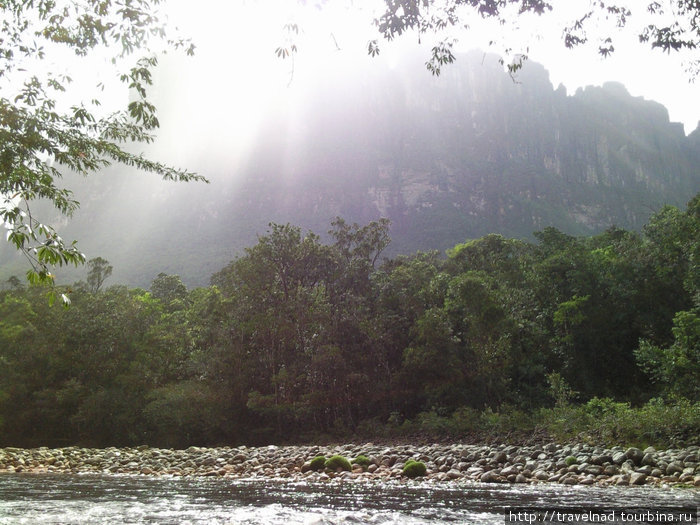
325;455;352;472
352;455;371;468
310;455;327;471
565;456;578;466
402;459;427;478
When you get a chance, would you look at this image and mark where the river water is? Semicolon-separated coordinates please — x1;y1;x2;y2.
0;473;697;524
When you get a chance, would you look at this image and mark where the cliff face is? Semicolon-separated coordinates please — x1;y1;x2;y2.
234;51;700;256
2;52;698;287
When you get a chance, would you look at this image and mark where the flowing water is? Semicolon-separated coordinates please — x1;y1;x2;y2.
0;473;697;524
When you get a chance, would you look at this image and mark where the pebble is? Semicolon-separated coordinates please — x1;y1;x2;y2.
0;442;698;488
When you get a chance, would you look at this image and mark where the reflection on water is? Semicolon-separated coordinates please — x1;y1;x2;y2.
0;473;697;524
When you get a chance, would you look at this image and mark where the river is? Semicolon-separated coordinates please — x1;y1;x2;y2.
0;473;697;524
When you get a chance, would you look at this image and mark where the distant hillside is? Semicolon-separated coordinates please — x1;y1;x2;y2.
2;51;699;287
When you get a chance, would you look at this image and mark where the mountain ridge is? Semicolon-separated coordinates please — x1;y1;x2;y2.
1;51;698;287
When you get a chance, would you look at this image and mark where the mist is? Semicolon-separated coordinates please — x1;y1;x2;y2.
2;13;699;289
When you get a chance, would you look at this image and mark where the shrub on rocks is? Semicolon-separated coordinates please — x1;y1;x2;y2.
310;455;327;471
565;456;578;466
352;455;371;469
325;455;351;472
402;459;427;478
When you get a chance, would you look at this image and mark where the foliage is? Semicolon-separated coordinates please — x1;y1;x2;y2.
540;396;700;448
324;455;351;472
142;381;220;448
375;399;699;449
150;273;188;304
0;0;204;290
546;372;577;407
564;456;578;466
368;1;700;76
352;455;371;468
635;309;700;400
0;199;698;447
402;459;427;478
271;1;700;78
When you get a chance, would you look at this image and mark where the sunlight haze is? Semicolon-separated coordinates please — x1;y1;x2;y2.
166;0;700;134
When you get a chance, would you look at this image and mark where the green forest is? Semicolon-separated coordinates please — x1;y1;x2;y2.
1;196;698;450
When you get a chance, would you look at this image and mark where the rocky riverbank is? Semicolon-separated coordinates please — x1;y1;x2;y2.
1;443;699;488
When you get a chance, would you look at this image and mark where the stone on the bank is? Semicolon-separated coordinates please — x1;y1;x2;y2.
446;469;462;480
515;473;528;483
3;442;699;488
629;472;647;485
534;470;550;481
561;475;578;485
641;453;657;466
602;465;619;475
665;462;684;475
625;447;644;465
492;451;508;464
611;451;627;465
584;465;603;475
480;470;500;483
613;475;628;485
500;465;519;477
590;454;612;465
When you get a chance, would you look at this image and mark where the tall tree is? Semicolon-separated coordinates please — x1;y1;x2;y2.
86;257;113;293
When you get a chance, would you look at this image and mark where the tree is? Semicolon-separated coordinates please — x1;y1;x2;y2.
0;1;204;297
86;257;113;293
150;273;187;304
4;275;23;292
636;309;700;400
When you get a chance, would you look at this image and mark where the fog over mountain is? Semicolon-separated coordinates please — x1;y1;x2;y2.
2;50;699;287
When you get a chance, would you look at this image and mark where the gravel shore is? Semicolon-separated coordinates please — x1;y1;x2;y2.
1;443;699;488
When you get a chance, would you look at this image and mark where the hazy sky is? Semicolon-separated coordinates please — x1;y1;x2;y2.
165;0;700;134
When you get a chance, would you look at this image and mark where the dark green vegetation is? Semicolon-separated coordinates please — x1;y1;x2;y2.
352;455;371;468
402;460;427;478
0;196;698;449
324;455;352;472
309;456;327;471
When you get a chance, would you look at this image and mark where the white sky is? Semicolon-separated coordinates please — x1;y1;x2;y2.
5;1;696;136
497;2;700;134
163;0;700;134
